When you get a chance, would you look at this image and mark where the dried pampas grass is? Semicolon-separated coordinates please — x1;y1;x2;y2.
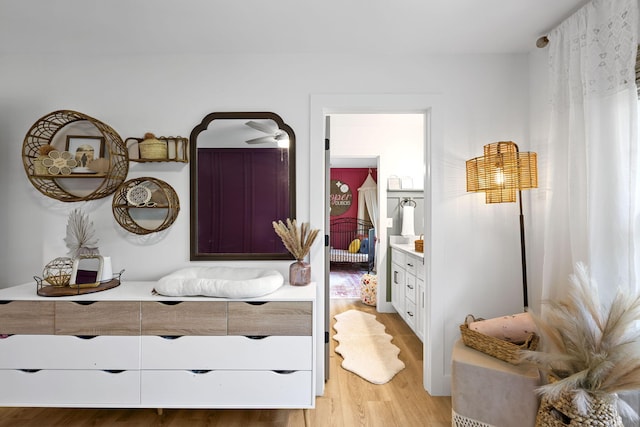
64;208;100;259
519;262;640;419
272;218;319;261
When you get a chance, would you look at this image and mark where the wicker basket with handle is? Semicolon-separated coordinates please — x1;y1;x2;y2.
459;314;539;364
139;133;167;160
414;234;424;252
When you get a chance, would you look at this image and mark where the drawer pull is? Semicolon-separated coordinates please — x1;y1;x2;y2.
0;300;11;305
160;335;183;340
20;369;41;373
407;285;414;290
407;311;414;317
104;370;125;374
158;301;182;306
407;263;414;267
245;335;268;340
191;370;211;374
245;301;267;306
75;335;97;340
273;370;296;375
73;301;97;306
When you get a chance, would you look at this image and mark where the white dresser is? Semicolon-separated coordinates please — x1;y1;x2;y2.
390;243;425;340
0;281;316;409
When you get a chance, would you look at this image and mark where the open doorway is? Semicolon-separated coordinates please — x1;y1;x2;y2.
328;158;378;299
325;113;425;381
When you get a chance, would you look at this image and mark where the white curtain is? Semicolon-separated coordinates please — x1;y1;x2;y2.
542;0;639;306
357;173;379;230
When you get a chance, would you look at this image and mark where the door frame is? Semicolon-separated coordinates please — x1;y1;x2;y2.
310;93;444;396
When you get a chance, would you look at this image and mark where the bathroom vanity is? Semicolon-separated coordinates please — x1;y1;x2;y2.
0;281;316;408
390;241;425;341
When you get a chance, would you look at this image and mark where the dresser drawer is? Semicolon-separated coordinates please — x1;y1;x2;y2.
405;274;417;303
0;369;140;406
55;301;140;335
141;335;311;370
405;300;417;329
141;369;313;408
404;255;418;276
0;335;140;369
0;301;54;334
391;248;406;266
228;301;312;336
141;301;227;335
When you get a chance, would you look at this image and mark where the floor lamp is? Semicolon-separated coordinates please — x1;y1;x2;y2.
466;141;538;311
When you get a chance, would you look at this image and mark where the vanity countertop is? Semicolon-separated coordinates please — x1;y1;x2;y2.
390;242;424;259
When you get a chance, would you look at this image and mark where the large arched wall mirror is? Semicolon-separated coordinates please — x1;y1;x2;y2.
190;112;296;260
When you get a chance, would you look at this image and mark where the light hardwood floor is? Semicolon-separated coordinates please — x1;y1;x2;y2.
0;299;451;427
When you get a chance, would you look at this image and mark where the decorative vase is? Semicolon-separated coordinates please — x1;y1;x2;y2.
289;260;311;286
535;390;623;427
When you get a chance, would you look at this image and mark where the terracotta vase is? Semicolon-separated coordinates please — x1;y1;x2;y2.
289;260;311;286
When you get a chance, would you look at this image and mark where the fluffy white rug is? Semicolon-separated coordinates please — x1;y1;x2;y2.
333;309;405;384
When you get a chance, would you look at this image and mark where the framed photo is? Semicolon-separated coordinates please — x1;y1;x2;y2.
401;176;414;189
66;136;105;171
387;175;401;190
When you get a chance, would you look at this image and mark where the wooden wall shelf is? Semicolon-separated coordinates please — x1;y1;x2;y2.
112;177;180;235
22;110;129;202
126;136;188;163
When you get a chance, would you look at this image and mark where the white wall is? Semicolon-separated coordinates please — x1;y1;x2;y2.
0;51;530;397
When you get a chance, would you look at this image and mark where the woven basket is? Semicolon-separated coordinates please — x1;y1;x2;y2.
535;389;623;426
414;234;424;252
139;137;167;160
459;315;539;364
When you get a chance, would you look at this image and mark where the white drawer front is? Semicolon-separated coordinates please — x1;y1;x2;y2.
405;300;417;329
141;335;312;370
405;274;417;303
404;255;418;275
391;248;406;265
141;370;313;408
0;369;140;406
0;335;140;369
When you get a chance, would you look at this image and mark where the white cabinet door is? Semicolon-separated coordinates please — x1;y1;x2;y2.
391;262;405;315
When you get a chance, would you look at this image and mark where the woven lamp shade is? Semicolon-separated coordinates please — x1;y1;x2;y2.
466;141;537;204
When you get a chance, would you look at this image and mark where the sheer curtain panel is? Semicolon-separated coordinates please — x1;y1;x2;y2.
542;0;639;304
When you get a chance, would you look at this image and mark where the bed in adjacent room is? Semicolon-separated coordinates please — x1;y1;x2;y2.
329;217;375;272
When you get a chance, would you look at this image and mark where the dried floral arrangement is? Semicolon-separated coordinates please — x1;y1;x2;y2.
272;218;319;261
64;208;100;258
519;262;640;420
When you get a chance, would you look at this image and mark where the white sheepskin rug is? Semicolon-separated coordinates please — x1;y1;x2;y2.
333;309;405;384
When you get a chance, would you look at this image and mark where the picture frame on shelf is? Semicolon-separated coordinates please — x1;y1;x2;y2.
387;175;401;190
66;135;105;172
401;176;414;189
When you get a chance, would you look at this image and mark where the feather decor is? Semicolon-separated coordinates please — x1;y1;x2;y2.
272;218;319;261
519;262;640;420
64;208;99;258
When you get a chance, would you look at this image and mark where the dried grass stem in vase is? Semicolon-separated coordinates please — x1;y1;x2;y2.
519;262;640;425
272;218;319;261
272;218;319;286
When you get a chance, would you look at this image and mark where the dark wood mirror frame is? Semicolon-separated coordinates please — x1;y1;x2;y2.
190;112;296;260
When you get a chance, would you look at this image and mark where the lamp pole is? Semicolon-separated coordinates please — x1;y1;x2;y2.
518;189;528;311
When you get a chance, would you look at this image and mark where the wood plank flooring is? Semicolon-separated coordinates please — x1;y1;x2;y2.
0;299;451;427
